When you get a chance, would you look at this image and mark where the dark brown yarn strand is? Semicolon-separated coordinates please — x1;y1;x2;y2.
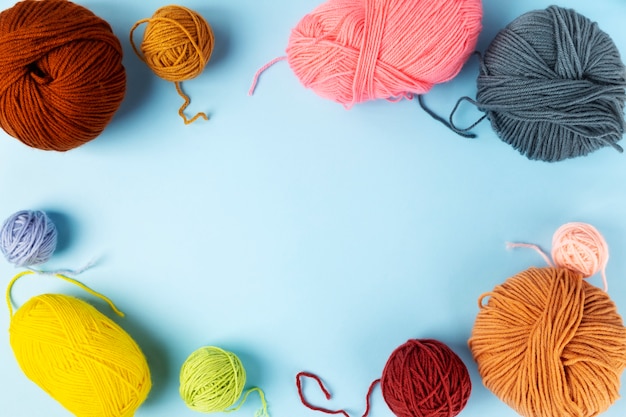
0;0;126;151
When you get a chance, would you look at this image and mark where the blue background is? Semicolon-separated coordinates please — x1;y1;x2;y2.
1;0;626;416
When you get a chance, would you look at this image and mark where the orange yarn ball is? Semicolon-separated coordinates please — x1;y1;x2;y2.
286;0;482;107
0;0;126;151
469;267;626;417
132;5;214;83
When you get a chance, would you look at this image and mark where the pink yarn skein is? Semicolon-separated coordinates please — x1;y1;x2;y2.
285;0;482;107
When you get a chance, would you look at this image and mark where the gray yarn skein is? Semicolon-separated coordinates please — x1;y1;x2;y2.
477;6;626;162
0;210;57;267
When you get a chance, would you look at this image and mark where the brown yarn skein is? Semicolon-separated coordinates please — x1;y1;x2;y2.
0;0;126;151
469;267;626;417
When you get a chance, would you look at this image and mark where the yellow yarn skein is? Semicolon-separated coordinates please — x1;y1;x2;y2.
180;346;269;416
6;271;152;417
130;5;215;124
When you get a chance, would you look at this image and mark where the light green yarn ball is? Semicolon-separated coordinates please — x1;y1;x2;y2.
180;346;246;413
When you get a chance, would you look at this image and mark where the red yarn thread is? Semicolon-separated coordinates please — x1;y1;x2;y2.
297;372;379;417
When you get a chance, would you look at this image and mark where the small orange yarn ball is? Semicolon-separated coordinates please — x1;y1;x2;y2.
0;0;126;151
134;5;214;82
469;267;626;417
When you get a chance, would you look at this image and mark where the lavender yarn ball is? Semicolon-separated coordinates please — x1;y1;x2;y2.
0;210;57;267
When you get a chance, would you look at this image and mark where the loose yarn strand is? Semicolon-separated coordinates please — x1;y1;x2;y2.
175;81;208;124
417;95;479;139
227;386;270;417
6;270;124;318
506;242;554;267
248;56;287;96
296;372;380;417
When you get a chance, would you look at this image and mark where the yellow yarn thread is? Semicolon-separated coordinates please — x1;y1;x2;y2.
130;5;214;124
180;346;269;416
7;270;152;417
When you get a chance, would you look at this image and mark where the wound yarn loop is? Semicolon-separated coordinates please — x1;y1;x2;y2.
1;210;57;267
551;222;609;289
0;0;126;151
471;6;626;161
131;5;214;124
469;267;626;417
180;346;269;416
6;270;151;417
381;339;471;417
260;0;482;107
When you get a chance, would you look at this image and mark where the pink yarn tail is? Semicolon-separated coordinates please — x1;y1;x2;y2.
296;372;380;417
505;242;554;267
248;56;287;95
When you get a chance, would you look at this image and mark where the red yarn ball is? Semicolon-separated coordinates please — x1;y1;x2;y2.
381;339;471;417
286;0;482;107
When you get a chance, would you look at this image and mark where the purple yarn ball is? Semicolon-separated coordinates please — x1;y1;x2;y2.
0;210;57;267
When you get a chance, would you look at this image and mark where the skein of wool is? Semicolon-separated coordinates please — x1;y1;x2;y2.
0;0;126;151
297;339;471;417
179;346;269;416
447;6;626;161
1;210;57;267
130;5;214;124
6;270;152;417
249;0;482;108
469;223;626;417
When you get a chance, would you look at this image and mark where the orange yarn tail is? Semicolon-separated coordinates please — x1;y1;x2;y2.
175;82;208;124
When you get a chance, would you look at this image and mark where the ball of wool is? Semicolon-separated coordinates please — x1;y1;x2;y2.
286;0;482;107
381;339;472;417
132;5;214;83
0;0;126;151
9;293;152;417
469;267;626;417
475;6;626;161
0;210;57;267
551;222;609;280
180;346;246;413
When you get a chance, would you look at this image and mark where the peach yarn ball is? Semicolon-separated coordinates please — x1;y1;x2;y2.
286;0;482;107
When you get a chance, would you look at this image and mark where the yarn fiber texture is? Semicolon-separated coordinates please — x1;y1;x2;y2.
180;346;246;413
0;0;126;151
8;276;152;417
131;5;214;124
1;210;57;267
469;267;626;417
286;0;482;107
381;339;471;417
475;6;626;162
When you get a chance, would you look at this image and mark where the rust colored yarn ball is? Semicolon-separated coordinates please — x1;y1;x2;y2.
469;267;626;417
381;339;471;417
0;0;126;151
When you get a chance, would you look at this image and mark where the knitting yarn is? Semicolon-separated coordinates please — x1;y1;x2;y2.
551;222;609;283
251;0;482;107
7;271;152;417
461;6;626;161
297;339;471;417
381;339;471;417
469;225;626;417
131;5;214;124
180;346;269;416
0;0;126;151
1;210;57;267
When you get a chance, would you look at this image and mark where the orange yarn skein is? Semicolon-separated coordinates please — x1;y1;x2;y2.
469;225;626;417
131;5;214;124
0;0;126;151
